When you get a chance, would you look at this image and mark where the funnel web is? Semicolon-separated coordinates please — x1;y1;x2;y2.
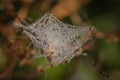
16;12;93;66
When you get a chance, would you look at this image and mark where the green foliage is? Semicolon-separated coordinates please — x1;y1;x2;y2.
0;50;8;72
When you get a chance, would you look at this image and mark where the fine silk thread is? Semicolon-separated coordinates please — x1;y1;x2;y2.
15;12;93;66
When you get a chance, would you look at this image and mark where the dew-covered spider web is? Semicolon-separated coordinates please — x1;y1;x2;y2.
16;12;93;66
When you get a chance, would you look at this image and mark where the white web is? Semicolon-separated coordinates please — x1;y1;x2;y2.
16;12;93;66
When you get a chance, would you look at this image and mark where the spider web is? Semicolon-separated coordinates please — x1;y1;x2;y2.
16;12;93;66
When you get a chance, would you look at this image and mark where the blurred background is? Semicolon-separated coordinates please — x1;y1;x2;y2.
0;0;120;80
